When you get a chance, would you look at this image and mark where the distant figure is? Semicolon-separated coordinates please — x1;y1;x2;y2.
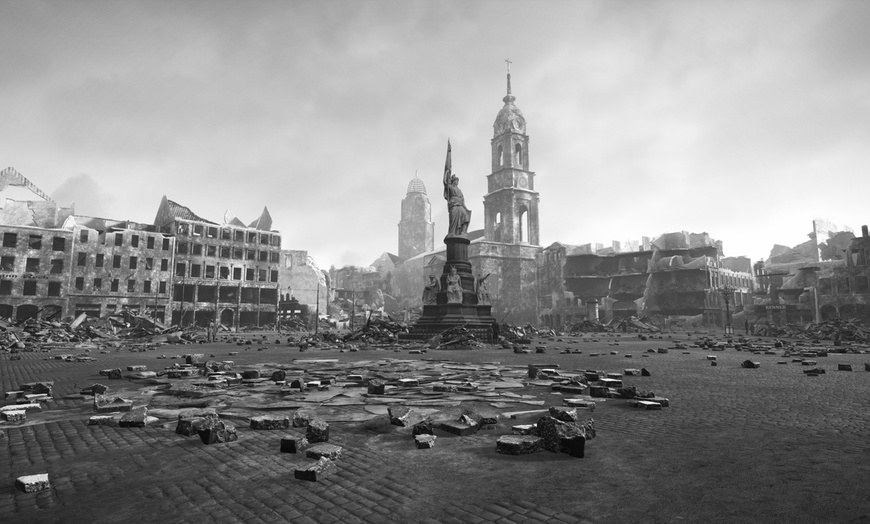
446;266;463;304
476;273;491;305
744;319;750;336
422;274;440;305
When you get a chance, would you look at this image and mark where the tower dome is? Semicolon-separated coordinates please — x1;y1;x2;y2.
407;176;427;195
493;72;526;135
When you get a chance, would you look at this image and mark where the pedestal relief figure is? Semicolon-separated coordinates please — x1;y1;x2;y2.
422;274;440;305
476;273;491;305
446;266;463;304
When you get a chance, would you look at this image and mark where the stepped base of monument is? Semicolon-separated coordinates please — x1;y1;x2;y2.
401;303;498;344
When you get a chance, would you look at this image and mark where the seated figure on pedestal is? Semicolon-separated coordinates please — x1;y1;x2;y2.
422;274;440;305
446;266;463;304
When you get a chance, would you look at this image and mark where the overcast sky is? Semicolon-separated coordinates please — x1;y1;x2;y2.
2;0;868;268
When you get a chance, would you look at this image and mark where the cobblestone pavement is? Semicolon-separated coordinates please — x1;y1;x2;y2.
1;334;869;524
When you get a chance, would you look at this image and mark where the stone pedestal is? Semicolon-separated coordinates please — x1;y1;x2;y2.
404;236;498;343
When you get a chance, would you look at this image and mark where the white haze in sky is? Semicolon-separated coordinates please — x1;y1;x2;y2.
2;0;869;268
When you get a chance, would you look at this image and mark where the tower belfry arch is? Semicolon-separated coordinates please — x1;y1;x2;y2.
483;65;540;246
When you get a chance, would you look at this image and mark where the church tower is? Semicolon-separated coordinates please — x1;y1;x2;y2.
398;175;434;260
483;67;540;246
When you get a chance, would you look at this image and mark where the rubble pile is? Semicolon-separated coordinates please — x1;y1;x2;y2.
341;317;408;344
754;318;870;344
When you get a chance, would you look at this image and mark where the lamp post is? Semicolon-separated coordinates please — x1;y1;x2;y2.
720;285;734;336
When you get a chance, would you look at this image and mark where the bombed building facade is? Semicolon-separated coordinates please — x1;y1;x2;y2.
153;197;282;328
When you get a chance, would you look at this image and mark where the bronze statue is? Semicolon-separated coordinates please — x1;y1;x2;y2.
442;141;471;237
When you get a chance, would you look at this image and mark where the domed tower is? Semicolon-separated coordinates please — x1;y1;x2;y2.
398;175;435;260
483;67;540;246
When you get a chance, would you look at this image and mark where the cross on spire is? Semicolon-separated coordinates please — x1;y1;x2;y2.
505;58;512;73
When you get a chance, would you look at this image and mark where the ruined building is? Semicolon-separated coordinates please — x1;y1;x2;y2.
62;216;175;321
752;223;870;325
560;231;754;328
397;176;434;261
153;197;281;328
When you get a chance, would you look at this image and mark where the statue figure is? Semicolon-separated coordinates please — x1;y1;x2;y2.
443;175;471;237
445;266;463;304
476;273;491;305
422;274;440;305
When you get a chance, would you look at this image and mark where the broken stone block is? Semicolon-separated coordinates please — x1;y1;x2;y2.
415;434;437;449
270;370;286;382
119;408;149;428
536;416;595;454
560;435;587;457
657;348;668;354
411;419;434;436
250;415;290;430
548;406;578;422
388;405;412;426
306;443;342;460
127;371;158;379
741;360;761;369
241;370;260;380
623;369;640;376
294;457;337;482
100;368;123;380
21;381;53;396
176;409;220;436
88;415;116;426
306;419;329;443
563;399;595;410
439;420;478;436
127;365;147;371
589;386;610;398
367;379;386;395
94;395;133;413
1;403;41;413
496;435;542;455
511;424;536;435
198;421;238;444
16;473;50;493
280;436;309;453
711;361;718;367
186;354;205;365
81;383;108;396
1;410;25;422
838;364;853;371
292;410;312;428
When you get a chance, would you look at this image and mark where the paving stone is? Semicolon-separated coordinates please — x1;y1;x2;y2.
306;443;342;459
250;415;290;430
270;370;286;382
127;365;147;371
741;360;761;368
306;418;329;442
16;473;50;493
1;403;41;413
241;370;261;379
280;435;309;453
496;435;542;455
100;368;123;380
838;364;853;371
294;457;337;482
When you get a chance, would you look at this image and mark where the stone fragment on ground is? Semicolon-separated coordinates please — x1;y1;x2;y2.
294;457;336;482
292;410;311;427
548;406;578;422
415;434;436;449
198;421;238;444
16;473;50;493
388;405;413;426
119;408;150;427
280;436;309;453
1;410;25;422
176;409;220;436
250;415;290;430
305;443;342;460
412;419;434;436
496;435;542;455
88;415;116;426
306;419;329;442
93;395;133;413
536;416;595;457
367;379;386;395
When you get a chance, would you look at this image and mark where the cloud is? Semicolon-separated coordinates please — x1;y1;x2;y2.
50;173;113;217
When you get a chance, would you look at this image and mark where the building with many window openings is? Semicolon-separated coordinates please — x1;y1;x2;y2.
153;196;282;328
62;216;175;322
